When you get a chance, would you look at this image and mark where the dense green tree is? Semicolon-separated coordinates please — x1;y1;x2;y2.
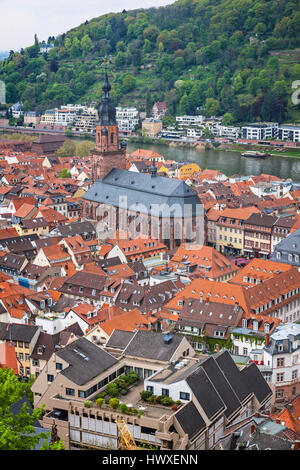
70;37;81;58
56;139;76;157
58;168;72;178
179;93;189;114
75;140;95;157
1;0;299;123
143;25;159;43
204;97;220;116
122;74;136;93
0;368;64;450
222;112;235;125
81;34;93;56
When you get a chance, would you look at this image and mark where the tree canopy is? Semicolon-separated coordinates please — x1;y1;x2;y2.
1;0;300;123
0;368;64;450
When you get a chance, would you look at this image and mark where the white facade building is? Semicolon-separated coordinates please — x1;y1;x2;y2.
176;115;204;126
278;125;300;142
263;323;300;402
241;122;279;140
116;107;140;132
40;104;85;127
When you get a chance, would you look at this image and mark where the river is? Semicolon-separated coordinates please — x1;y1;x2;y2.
126;142;300;182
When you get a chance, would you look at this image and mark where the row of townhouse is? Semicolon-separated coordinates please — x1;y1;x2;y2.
165;267;300;335
207;206;298;258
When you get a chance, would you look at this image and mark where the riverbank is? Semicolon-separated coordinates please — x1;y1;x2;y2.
222;143;300;159
126;139;300;182
128;135;300;159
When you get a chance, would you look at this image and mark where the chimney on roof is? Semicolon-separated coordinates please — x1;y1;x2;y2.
265;333;270;347
293;441;300;451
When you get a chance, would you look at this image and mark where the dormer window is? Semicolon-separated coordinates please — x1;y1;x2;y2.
242;318;248;329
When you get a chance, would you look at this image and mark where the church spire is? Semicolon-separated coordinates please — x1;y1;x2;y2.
98;70;116;126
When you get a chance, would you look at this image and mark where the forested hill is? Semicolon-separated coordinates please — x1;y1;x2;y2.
1;0;300;124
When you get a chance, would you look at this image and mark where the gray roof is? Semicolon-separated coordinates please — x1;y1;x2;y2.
198;355;242;419
175;401;206;439
270;227;300;267
216;418;298;450
186;366;225;420
240;362;272;404
83;168;202;217
0;322;40;342
123;330;184;362
105;329;135;350
214;350;252;403
245;212;278;227
55;221;96;237
55;337;118;386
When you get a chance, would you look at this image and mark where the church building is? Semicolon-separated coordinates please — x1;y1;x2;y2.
83;74;203;250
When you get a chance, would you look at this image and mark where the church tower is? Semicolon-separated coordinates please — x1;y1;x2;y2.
91;72;127;182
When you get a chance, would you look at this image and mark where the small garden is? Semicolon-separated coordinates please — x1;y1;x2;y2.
83;396;145;418
140;390;182;411
97;371;140;400
83;371;146;418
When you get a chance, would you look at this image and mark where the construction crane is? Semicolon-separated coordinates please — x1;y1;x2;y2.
116;419;139;450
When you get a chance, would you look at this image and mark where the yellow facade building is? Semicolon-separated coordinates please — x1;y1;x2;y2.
216;207;260;256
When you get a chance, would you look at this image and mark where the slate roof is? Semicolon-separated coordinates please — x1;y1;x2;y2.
83;168;202;217
198;356;242;419
123;330;184;362
271;227;300;267
175;298;241;340
185;366;225;420
173;351;272;437
59;271;107;298
105;329;135;350
55;336;118;386
55;221;96;238
240;362;272;405
214;350;251;403
0;322;40;342
31;323;84;361
245;212;278;228
175;401;206;439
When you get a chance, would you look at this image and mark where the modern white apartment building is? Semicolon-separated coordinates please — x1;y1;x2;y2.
176;115;205;126
116;107;140;132
278;124;300;142
241;122;279;140
40;105;85;127
72;107;98;134
212;125;240;139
